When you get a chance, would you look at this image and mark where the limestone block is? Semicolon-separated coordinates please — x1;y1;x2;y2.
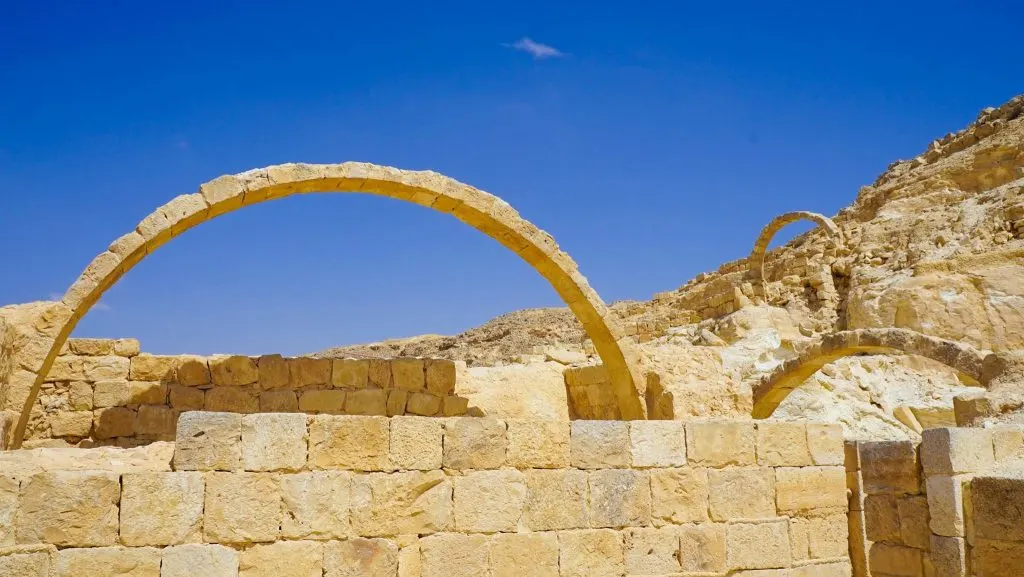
972;476;1024;541
0;476;16;546
588;469;651;528
129;354;178;382
203;472;281;543
0;548;51;577
390;416;443;471
489;533;559;577
686;421;756;466
120;472;204;546
651;467;710;524
258;354;290;389
522;469;588;531
49;410;93;437
16;471;120;547
169;384;204;410
425;359;456;396
443;417;507;469
128;381;167;405
726;520;792;571
162;544;238;577
386;390;408;416
134;404;175;437
930;535;966;577
94;379;130;407
441;395;469;416
679;523;727;574
280;471;351;539
174;411;242;471
926;476;967;537
113;338;141;357
55;546;161;577
240;540;323;577
630;420;686;467
808;513;850;559
624;527;681;575
324;538;399;577
775;466;847;514
757;422;812;466
392;358;425;392
419;533;489;577
309;415;391;471
453;469;527;532
507;419;569;468
557;529;625;577
205;386;259;413
897;496;931;550
260;390;298;412
868;542;922;577
289;357;331;386
242;413;307;471
299;390;346;413
351;470;453;536
345;389;388;416
175;355;210;386
68;381;93;410
992;425;1024;461
921;427;995;476
209;355;259;386
331;359;368;389
368;359;392;389
864;494;901;542
859;441;921;495
709;467;776;521
398;543;420;577
83;356;130;381
68;338;116;356
406;392;441;416
570;420;629;469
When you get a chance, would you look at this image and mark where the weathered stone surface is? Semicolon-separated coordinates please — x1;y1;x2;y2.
309;415;390;471
205;386;259;413
49;411;92;437
289;357;331;387
162;544;238;577
443;417;506;469
726;520;791;570
557;529;625;577
55;547;161;577
170;384;204;410
351;470;452;536
240;540;323;577
331;359;368;389
406;392;441;416
992;425;1024;461
624;527;681;575
897;495;930;550
930;535;966;577
386;390;408;416
490;533;559;577
709;467;775;521
0;548;51;577
808;513;850;559
324;538;398;577
129;354;178;382
203;472;281;543
93;406;135;438
972;475;1024;542
926;475;967;537
868;542;922;577
425;359;456;396
367;359;392;389
864;494;901;542
209;355;258;386
175;355;210;386
258;355;290;389
134;404;175;437
588;469;651;528
128;381;166;405
507;419;569;468
280;471;351;540
775;466;846;514
630;420;686;467
344;389;388;416
651;467;710;524
174;411;242;471
260;390;298;412
93;379;130;408
454;469;527;532
859;441;921;495
679;522;727;573
299;390;346;413
570;420;629;469
921;427;995;476
522;469;588;531
419;533;489;577
687;421;756;466
390;416;443;471
120;472;204;546
0;476;16;546
392;358;425;392
757;422;812;466
242;413;307;471
16;471;120;547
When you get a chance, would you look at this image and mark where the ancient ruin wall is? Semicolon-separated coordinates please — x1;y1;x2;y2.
0;413;851;576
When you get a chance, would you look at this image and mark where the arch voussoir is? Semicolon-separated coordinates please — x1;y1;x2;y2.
747;211;842;292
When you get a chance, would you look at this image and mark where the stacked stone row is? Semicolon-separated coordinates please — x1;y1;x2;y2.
1;414;851;576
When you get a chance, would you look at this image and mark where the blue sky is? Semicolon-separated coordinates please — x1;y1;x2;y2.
1;1;1021;355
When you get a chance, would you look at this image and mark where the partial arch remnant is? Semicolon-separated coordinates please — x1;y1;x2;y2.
751;328;989;418
10;162;647;448
747;211;841;287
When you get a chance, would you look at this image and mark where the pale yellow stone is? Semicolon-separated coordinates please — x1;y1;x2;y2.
120;472;204;546
443;418;507;469
324;538;399;577
345;389;388;416
0;548;51;577
624;527;681;575
651;467;710;524
67;338;116;356
425;359;456;396
205;386;258;413
588;469;651;528
209;355;259;386
299;390;346;413
128;381;166;405
387;389;408;416
351;470;453;536
726;520;792;571
129;354;178;382
630;420;686;467
686;421;756;466
868;542;923;577
522;469;588;531
570;420;629;469
809;513;850;559
921;427;995;476
927;475;967;537
419;533;489;577
406;392;441;416
368;359;392;389
162;544;238;577
93;379;130;408
453;469;527;532
280;471;351;540
49;411;92;437
807;423;845;465
490;533;559;577
441;395;469;416
289;357;331;386
258;354;290;389
95;406;135;438
134;404;175;437
15;471;120;547
169;384;204;410
757;422;812;466
392;358;426;392
242;413;307;471
390;416;443;471
55;547;161;577
775;466;846;514
240;541;323;577
174;411;242;471
507;420;569;468
260;390;298;412
398;543;421;577
67;381;93;410
83;356;130;381
175;355;210;386
113;338;141;357
331;359;369;389
203;472;281;543
679;523;727;573
557;529;625;577
309;415;391;471
709;467;776;521
0;476;18;546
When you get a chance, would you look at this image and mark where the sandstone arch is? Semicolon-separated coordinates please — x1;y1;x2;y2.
748;211;841;286
751;328;989;418
10;162;646;447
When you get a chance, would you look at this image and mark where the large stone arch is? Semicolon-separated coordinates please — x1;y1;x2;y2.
748;211;841;286
9;162;646;447
751;328;989;418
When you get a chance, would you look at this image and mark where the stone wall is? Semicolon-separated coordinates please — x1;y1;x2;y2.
21;338;469;447
0;413;851;576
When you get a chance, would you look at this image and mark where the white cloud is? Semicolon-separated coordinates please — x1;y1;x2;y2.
506;37;564;59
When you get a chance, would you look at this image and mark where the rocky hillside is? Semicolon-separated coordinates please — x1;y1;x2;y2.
321;95;1024;440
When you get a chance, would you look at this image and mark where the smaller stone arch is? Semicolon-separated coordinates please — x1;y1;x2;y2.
747;211;841;289
751;328;989;418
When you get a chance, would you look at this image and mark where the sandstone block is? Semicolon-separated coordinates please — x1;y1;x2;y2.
134;404;175;437
727;519;792;570
709;467;776;521
0;476;16;546
992;425;1024;461
205;386;258;413
679;523;727;573
55;546;161;577
406;392;441;416
930;535;966;577
757;421;812;466
174;411;242;471
280;471;351;540
972;475;1024;541
68;381;93;410
16;471;120;547
83;355;130;380
240;540;323;577
419;533;489;577
507;419;569;468
651;467;710;524
93;379;130;407
309;415;391;471
868;542;922;577
368;359;392;389
859;441;920;495
392;358;425;392
522;469;588;531
344;389;388;416
441;395;469;416
93;406;135;438
175;355;210;386
242;413;307;471
570;420;629;469
204;472;281;543
557;529;625;577
299;390;346;413
209;355;259;386
169;384;204;410
0;548;50;577
490;533;559;577
443;417;507;469
289;357;331;386
162;544;238;577
775;466;846;514
926;476;967;537
68;338;115;356
921;427;995;476
897;496;930;550
624;527;681;575
129;354;178;382
49;410;93;437
390;416;443;471
324;538;399;577
331;359;368;389
864;494;901;542
128;381;167;405
454;469;527;532
113;338;141;357
808;513;850;559
588;469;651;528
386;389;408;416
686;420;756;466
630;420;686;467
258;354;290;389
260;390;298;412
120;472;204;546
398;543;420;577
425;359;456;396
351;470;453;536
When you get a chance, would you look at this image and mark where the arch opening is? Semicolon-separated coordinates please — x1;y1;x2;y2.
747;211;841;288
